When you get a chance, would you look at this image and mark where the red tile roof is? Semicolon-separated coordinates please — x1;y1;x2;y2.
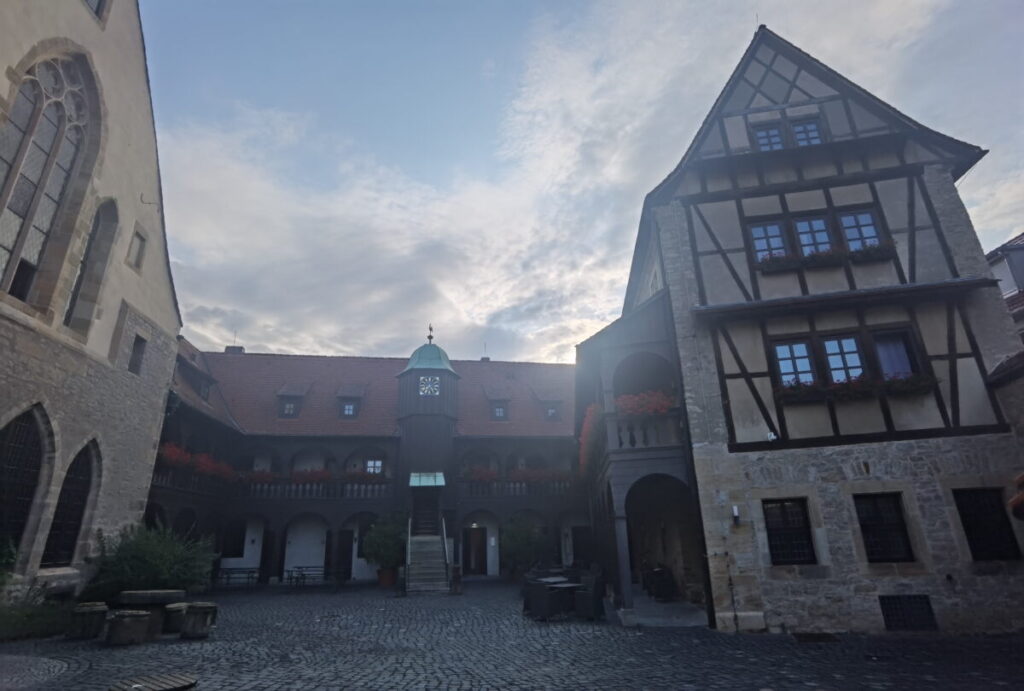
174;342;575;439
171;337;237;428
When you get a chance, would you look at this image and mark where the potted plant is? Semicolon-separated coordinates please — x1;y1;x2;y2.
361;516;405;587
882;372;937;397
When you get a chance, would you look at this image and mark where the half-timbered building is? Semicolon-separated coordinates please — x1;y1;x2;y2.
579;26;1024;633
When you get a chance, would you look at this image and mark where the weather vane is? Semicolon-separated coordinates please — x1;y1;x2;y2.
427;323;434;343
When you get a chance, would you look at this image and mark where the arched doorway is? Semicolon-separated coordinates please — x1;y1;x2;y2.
283;514;328;581
624;474;706;607
0;407;50;566
339;512;377;581
40;442;97;567
461;510;500;576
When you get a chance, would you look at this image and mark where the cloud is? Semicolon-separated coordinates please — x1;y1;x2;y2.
162;0;1006;364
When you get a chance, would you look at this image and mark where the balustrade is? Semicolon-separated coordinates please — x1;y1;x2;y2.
612;413;682;450
460;480;573;498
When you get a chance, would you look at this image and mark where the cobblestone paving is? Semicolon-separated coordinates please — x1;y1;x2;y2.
0;582;1019;690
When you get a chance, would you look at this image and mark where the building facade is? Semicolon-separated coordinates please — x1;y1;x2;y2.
582;27;1024;633
0;0;181;595
148;337;584;587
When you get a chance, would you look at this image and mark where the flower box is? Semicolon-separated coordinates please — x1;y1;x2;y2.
801;250;847;269
882;373;937;397
757;250;848;274
614;390;675;418
828;376;876;402
775;381;829;404
848;243;897;265
756;253;804;274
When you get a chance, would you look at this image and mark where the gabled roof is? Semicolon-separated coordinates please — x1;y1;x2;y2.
171;342;574;439
170;337;240;430
987;232;1024;261
624;25;987;312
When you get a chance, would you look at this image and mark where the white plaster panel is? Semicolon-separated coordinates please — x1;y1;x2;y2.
914;230;953;283
724;116;751;151
699;200;744;248
742;195;782;217
848;100;888;132
874;178;908;231
718;331;739;374
829;183;873;207
915;303;948;356
745;60;766;85
867;149;901;170
835;399;886;435
888;394;944;431
700;126;725;155
727;379;771;444
864;305;909;326
805;267;848;294
748;109;783;124
783;402;832;438
851;261;899;289
757;271;802;300
765;315;810;335
795;72;836;98
702;255;747;304
785;190;826;212
956;358;997;426
736;162;759;189
821;100;851;137
785;104;820;118
727;322;767;372
755;45;776;64
679;171;702;195
773;55;797;80
706;172;732;193
814;311;858;331
765;165;798;185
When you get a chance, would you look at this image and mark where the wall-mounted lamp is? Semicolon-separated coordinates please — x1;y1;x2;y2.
732;504;740;526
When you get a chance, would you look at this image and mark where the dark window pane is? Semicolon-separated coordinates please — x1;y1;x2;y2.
128;335;146;374
879;595;937;631
41;446;93;567
0;411;44;557
953;488;1021;561
763;498;816;565
854;493;914;562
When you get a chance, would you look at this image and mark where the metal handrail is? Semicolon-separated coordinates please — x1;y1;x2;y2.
440;514;450;585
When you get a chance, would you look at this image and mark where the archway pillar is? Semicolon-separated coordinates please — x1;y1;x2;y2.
614;512;633;609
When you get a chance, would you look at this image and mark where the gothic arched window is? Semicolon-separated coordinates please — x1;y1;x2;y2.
0;411;44;556
41;444;95;567
0;58;90;302
64;200;117;333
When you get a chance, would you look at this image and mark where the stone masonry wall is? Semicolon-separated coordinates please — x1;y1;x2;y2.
0;300;176;593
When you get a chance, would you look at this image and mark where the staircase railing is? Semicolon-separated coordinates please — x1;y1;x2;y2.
440;513;450;586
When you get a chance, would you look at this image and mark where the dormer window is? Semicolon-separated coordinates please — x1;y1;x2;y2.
339;398;360;418
753;124;784;151
491;402;508;420
278;397;301;418
545;406;561;421
792;119;823;146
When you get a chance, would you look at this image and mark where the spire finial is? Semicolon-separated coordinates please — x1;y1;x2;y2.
427;323;434;343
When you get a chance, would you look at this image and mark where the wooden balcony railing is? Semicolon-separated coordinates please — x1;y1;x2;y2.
243;481;393;500
460;480;574;498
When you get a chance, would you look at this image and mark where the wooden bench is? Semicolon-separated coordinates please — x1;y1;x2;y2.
286;565;326;586
216;567;259;588
108;673;197;690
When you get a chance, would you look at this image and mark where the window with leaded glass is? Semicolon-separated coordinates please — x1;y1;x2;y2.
774;341;814;386
953;488;1021;561
839;211;881;250
750;223;787;261
762;498;816;565
753;125;784;151
792;120;823;146
823;337;863;382
64;200;117;333
794;217;831;256
0;59;90;301
0;410;44;558
41;445;94;567
853;493;914;563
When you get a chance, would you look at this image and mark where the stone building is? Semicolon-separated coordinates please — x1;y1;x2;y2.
579;26;1023;633
0;0;181;594
987;232;1024;342
148;335;584;589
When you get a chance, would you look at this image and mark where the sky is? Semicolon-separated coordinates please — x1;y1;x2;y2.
140;0;1024;363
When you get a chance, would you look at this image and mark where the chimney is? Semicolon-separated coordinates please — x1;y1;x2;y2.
480;356;490;362
224;345;245;354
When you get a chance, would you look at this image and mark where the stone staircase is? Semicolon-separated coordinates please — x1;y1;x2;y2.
406;534;449;594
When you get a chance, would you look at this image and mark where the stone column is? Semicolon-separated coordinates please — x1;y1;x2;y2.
614;514;633;609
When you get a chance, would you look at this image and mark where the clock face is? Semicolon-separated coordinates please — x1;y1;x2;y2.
419;375;440;396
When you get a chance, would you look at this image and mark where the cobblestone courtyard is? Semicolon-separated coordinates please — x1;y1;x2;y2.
0;582;1020;690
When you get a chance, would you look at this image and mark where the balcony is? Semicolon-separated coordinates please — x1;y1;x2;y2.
612;413;682;450
459;479;575;498
242;480;392;500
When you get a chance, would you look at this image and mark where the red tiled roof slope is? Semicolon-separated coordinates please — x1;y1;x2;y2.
171;338;237;428
194;350;575;438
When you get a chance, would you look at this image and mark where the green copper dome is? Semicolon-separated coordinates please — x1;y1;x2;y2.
400;342;457;375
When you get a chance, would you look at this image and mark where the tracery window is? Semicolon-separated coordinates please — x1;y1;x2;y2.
64;200;117;333
0;58;90;301
41;444;94;567
0;411;44;557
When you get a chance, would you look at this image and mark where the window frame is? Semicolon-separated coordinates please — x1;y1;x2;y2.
853;492;915;563
762;497;817;566
748;115;829;153
127;334;146;375
491;401;509;421
277;395;302;419
338;397;360;419
748;219;791;261
771;339;817;387
364;459;383;474
751;123;785;152
545;404;562;422
790;118;825;147
837;208;884;252
952;488;1021;562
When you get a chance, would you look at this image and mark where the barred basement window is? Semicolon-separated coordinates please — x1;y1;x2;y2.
762;498;816;565
853;493;914;563
878;595;937;631
41;445;94;567
0;410;44;557
953;488;1021;561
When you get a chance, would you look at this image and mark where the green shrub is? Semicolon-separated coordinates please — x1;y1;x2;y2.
80;525;215;603
0;539;15;591
361;516;406;570
0;600;71;641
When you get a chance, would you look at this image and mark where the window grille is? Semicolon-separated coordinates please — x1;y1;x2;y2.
751;223;787;261
41;445;93;567
0;59;89;299
879;595;937;631
839;212;881;250
853;493;914;563
794;218;831;256
953;488;1021;561
0;411;44;556
823;337;862;382
774;342;814;386
753;125;784;151
792;120;823;146
762;498;816;565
